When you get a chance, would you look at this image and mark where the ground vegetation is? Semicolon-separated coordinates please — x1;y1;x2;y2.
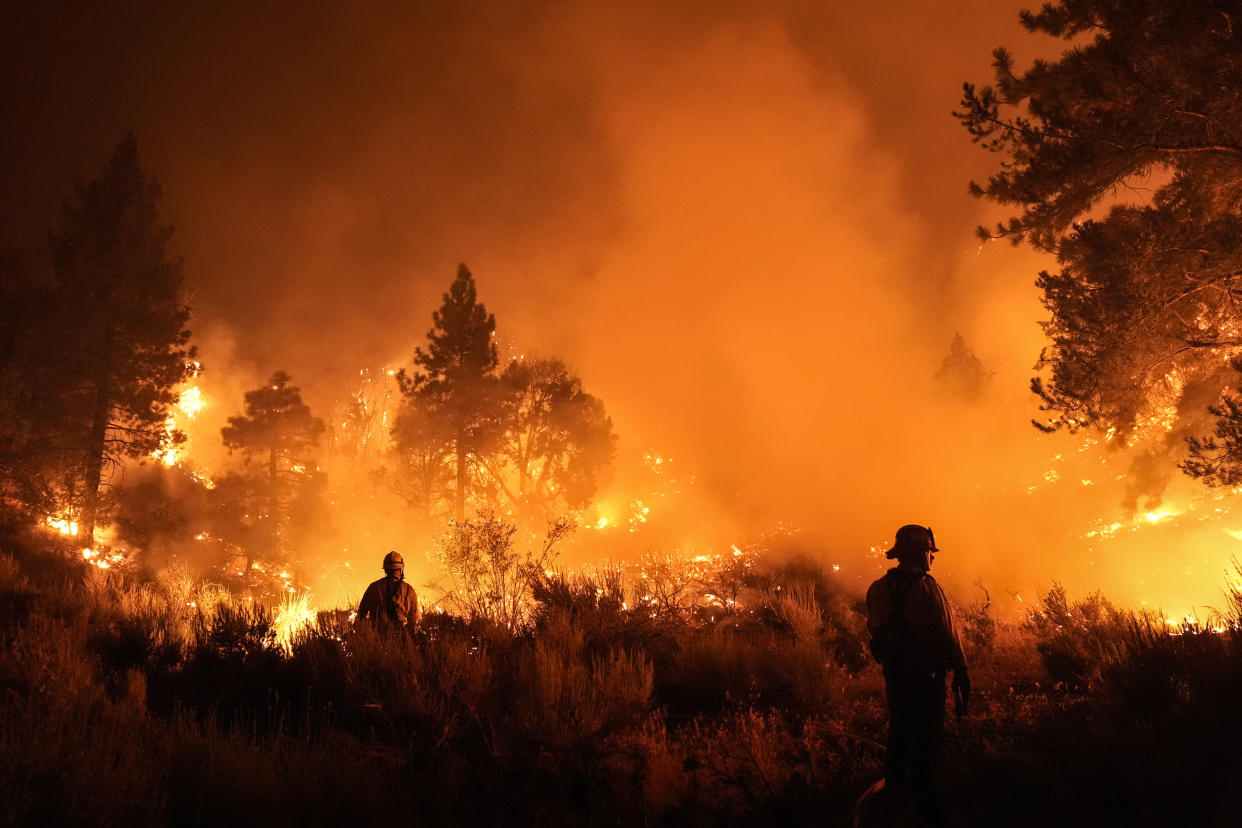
3;523;1240;826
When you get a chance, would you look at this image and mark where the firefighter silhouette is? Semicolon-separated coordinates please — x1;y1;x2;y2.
864;524;970;819
358;550;418;630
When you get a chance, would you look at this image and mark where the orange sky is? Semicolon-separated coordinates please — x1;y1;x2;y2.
6;1;1241;616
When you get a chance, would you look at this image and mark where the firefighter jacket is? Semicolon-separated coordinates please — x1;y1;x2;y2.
866;566;967;673
358;575;419;628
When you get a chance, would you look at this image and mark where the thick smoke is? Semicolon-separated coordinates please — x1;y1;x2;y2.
7;1;1237;614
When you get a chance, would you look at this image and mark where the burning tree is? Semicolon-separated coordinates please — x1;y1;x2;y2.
958;0;1242;485
397;264;501;522
328;367;397;475
3;135;195;542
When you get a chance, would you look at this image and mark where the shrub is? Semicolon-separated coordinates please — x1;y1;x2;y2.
762;582;823;643
960;580;998;659
517;640;653;752
0;612;167;827
432;511;571;629
630;551;702;621
1026;582;1129;690
746;555;869;671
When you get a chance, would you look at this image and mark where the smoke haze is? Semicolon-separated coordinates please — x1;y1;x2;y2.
5;1;1236;614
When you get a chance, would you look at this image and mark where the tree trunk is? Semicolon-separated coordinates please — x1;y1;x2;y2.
517;432;528;501
455;427;466;522
80;347;113;547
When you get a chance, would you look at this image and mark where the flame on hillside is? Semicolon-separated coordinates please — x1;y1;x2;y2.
1000;375;1242;620
152;365;206;469
82;546;127;570
42;335;1242;631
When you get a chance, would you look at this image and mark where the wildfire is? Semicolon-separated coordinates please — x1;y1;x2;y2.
189;468;216;489
273;592;317;652
81;546;126;570
154;412;180;467
43;513;128;570
1163;614;1228;636
152;378;206;467
44;515;78;536
586;497;652;533
178;385;204;418
1084;521;1126;540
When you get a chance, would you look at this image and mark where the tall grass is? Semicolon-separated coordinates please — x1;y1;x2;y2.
6;525;1242;826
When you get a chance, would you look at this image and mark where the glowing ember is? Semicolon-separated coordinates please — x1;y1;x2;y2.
189;469;216;489
586;498;651;533
1162;614;1228;636
81;546;126;570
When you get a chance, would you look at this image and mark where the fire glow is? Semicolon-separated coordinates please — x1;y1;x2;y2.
45;515;78;536
273;592;317;652
151;374;205;468
82;546;126;570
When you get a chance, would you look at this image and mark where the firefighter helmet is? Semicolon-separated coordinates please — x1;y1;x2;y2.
382;550;404;571
887;525;937;559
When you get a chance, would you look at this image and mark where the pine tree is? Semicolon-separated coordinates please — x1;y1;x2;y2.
46;134;195;543
958;0;1242;482
218;371;326;582
934;333;994;404
399;264;499;521
221;372;325;483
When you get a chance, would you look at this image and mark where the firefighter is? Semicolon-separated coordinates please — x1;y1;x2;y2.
358;551;419;630
866;524;970;809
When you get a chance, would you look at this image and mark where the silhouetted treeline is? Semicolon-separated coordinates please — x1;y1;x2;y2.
0;136;616;594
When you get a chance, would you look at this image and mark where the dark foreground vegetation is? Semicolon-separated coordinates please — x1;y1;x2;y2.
2;525;1242;827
